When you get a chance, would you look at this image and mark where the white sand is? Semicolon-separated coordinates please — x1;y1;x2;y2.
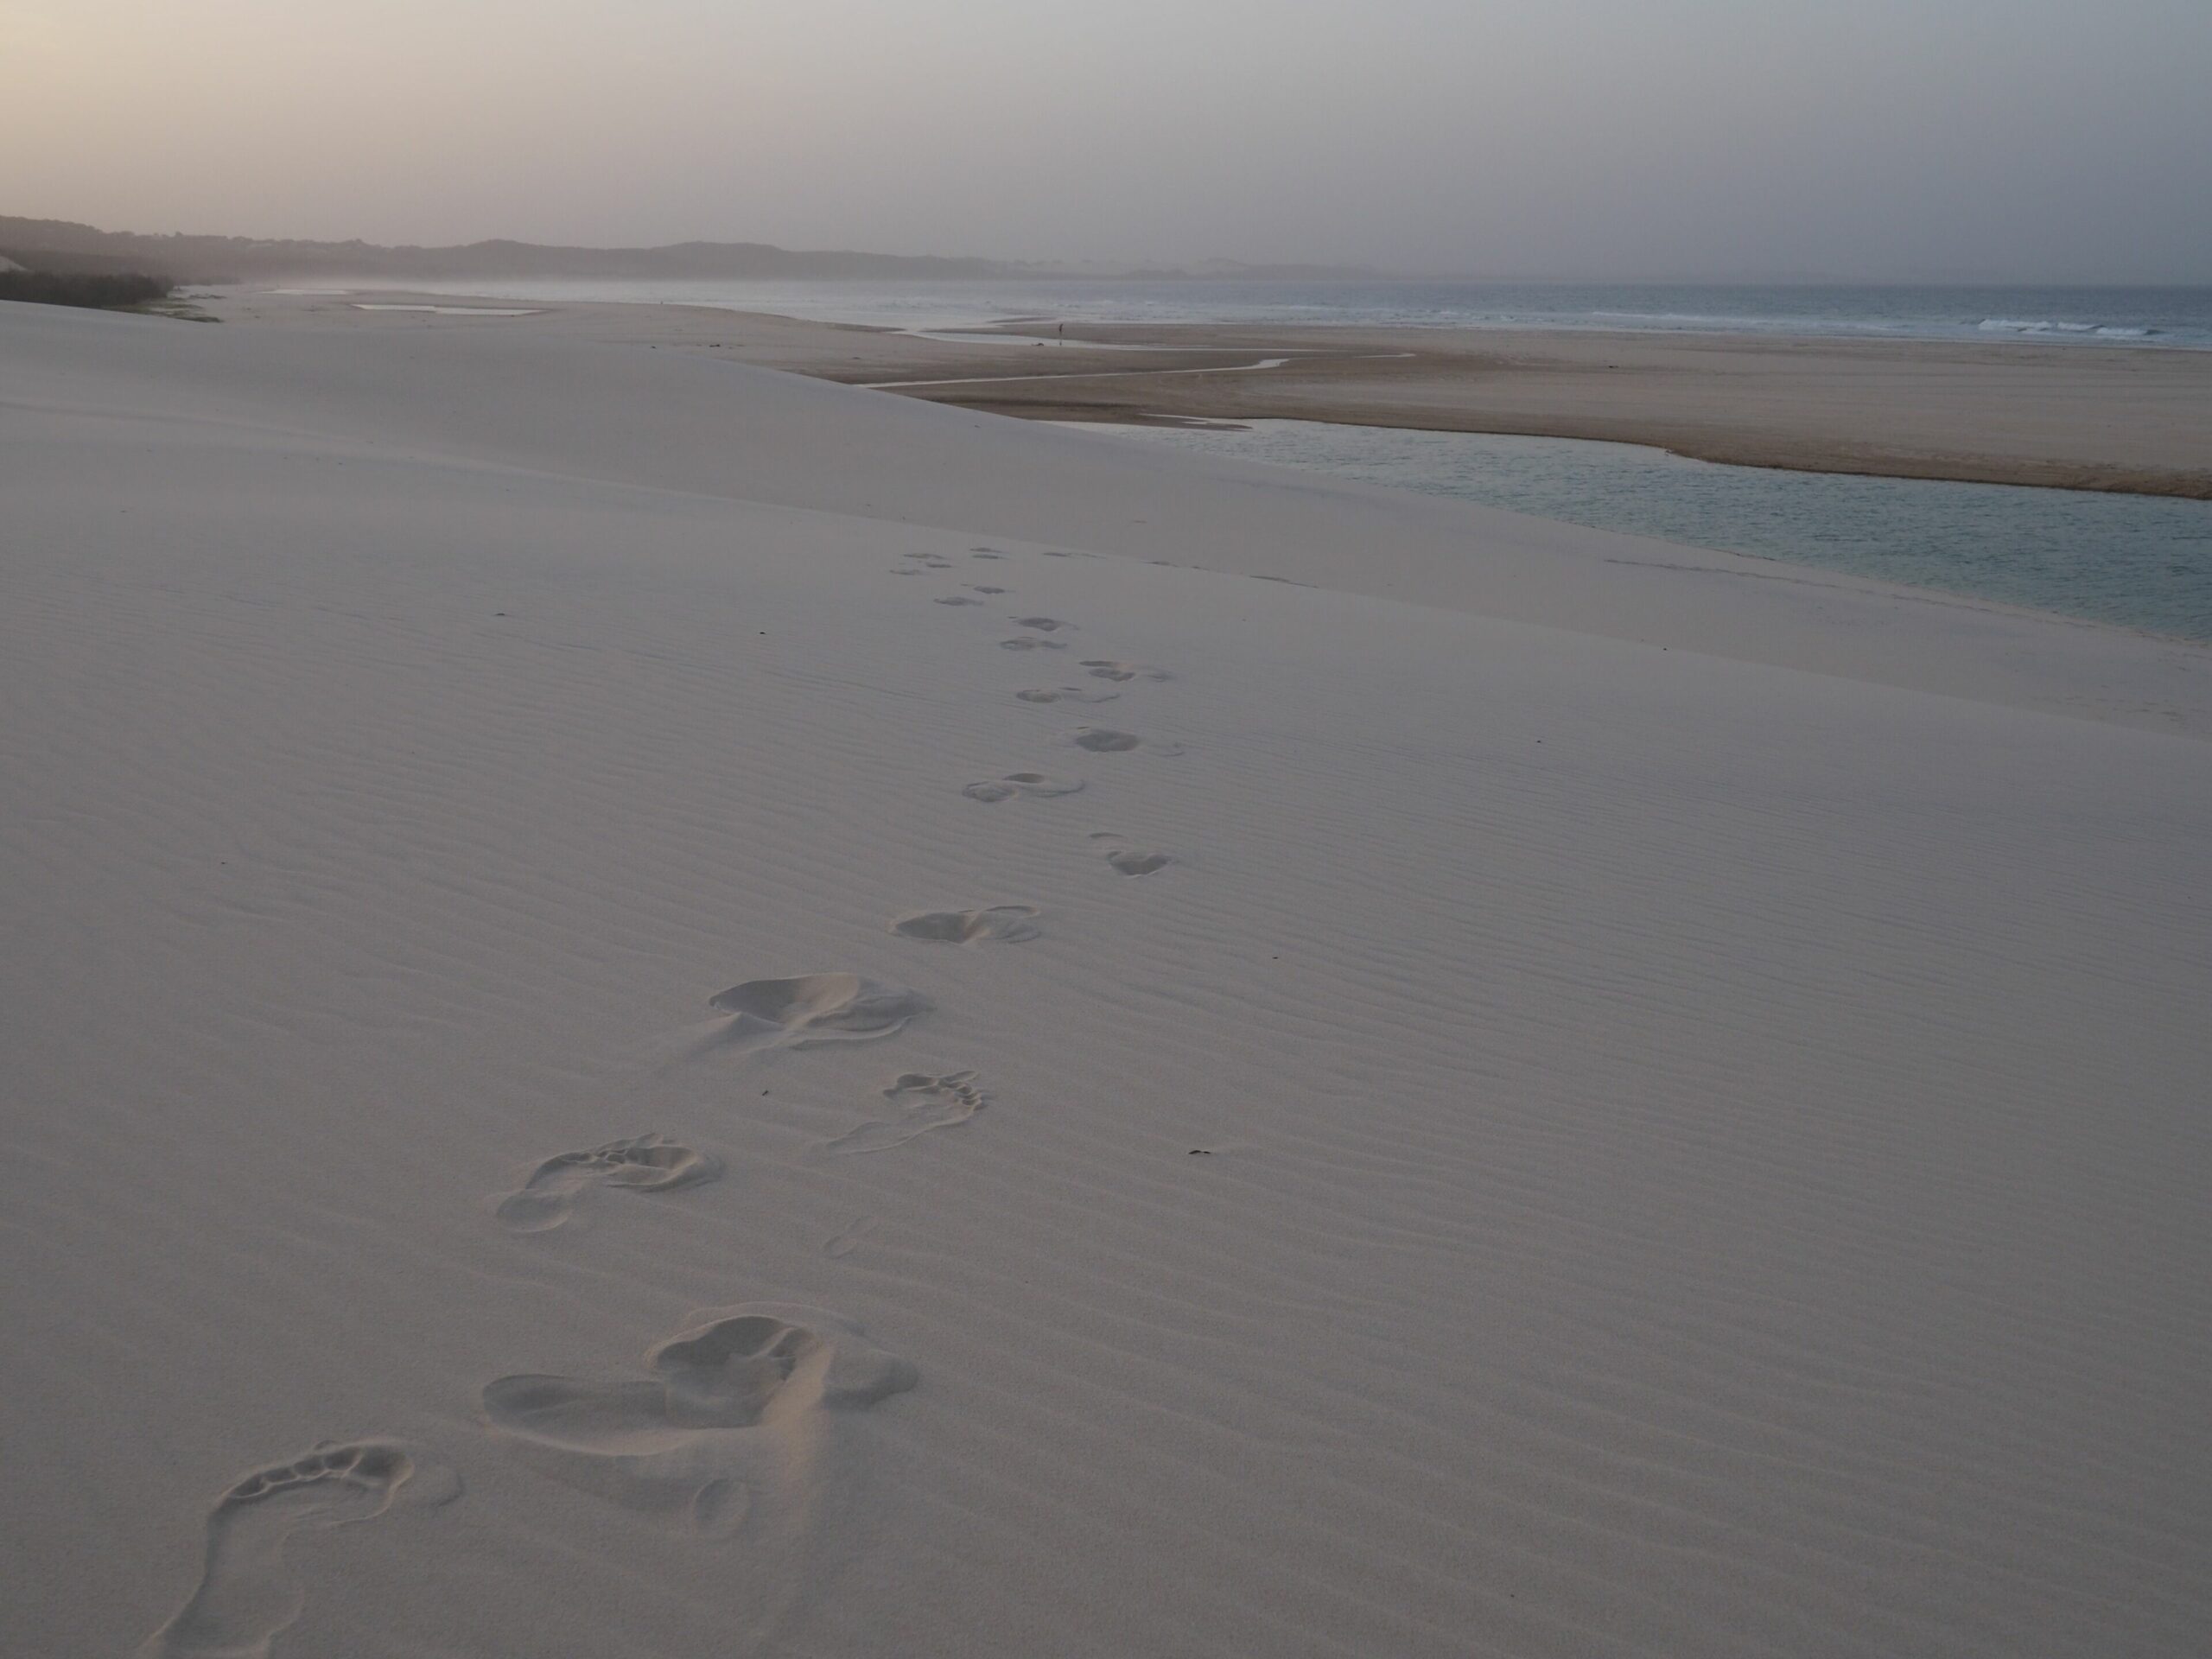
3;298;2209;1657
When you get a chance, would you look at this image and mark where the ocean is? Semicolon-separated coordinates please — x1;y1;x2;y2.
403;276;2212;349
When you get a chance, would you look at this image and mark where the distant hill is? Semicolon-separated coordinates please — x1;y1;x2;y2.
0;218;1017;283
0;217;1380;285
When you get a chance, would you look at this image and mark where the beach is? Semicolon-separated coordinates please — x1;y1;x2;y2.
4;295;2211;1657
204;287;2212;499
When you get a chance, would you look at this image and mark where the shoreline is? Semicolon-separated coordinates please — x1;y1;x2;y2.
145;289;2212;728
196;287;2212;499
184;288;2212;649
1021;398;2212;499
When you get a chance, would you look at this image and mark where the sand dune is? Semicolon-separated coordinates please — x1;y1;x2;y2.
3;298;2210;1656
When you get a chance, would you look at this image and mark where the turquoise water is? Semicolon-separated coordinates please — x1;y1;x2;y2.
1101;423;2212;641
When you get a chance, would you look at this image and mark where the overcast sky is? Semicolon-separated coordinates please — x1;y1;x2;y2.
6;0;2209;281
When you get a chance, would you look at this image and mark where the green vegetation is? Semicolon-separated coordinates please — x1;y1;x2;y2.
0;269;175;310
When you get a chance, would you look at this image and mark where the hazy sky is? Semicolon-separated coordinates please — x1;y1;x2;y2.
5;0;2209;280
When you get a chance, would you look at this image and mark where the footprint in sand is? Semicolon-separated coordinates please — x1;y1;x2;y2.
1015;685;1119;705
963;772;1084;804
999;636;1068;652
1081;659;1171;683
969;548;1006;557
481;1305;915;1537
932;595;983;606
823;1072;987;1155
891;905;1040;944
141;1441;459;1659
970;584;1008;594
495;1135;723;1233
1014;616;1070;632
1071;727;1185;755
1090;831;1173;875
707;974;926;1052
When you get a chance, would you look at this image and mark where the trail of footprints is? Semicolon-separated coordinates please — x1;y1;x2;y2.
142;542;1187;1649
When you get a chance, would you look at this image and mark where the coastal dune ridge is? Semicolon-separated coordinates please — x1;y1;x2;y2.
3;296;2211;1656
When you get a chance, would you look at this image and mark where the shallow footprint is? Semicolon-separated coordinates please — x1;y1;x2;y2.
823;1072;987;1155
823;1215;879;1258
1071;727;1185;755
1091;831;1173;876
970;585;1008;594
1015;686;1118;705
932;595;983;606
481;1305;915;1535
963;772;1085;804
999;636;1068;652
891;905;1040;944
707;973;926;1052
496;1135;723;1233
141;1441;458;1659
1014;616;1070;632
1071;728;1141;753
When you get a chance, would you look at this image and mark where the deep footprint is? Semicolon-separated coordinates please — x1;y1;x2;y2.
1014;616;1070;632
141;1441;458;1659
481;1305;916;1535
823;1072;987;1155
1015;686;1118;704
496;1135;723;1233
891;906;1041;944
963;772;1084;803
1080;660;1171;683
708;973;927;1051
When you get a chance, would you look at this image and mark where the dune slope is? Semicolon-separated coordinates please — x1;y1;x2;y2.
3;301;2209;1657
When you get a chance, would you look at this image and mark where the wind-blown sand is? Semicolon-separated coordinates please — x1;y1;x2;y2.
3;297;2209;1657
